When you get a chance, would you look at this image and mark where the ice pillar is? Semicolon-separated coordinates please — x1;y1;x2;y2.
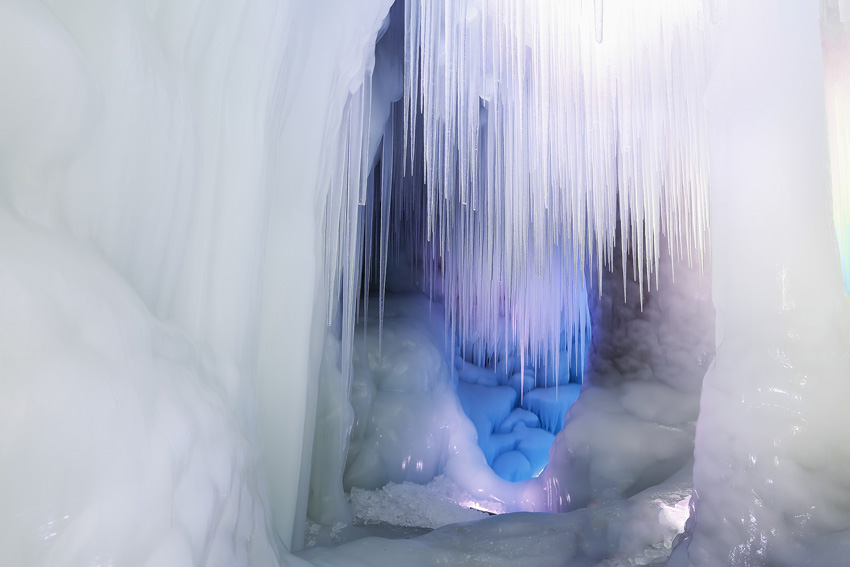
670;1;850;565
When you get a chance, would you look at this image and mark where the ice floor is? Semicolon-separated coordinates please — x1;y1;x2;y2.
298;467;692;567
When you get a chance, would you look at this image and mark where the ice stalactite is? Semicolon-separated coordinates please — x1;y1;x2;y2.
669;2;850;565
594;0;604;43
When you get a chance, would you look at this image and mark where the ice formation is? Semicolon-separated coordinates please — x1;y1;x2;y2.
343;295;466;492
2;0;850;566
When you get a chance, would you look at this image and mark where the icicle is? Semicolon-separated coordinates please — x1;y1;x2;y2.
594;0;604;44
378;105;396;359
362;167;376;334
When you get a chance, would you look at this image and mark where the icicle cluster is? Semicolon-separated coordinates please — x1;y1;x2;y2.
325;0;714;390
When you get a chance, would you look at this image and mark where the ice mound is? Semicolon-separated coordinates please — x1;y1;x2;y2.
456;382;518;459
344;295;472;491
449;312;589;483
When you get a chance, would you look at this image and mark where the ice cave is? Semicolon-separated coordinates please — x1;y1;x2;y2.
2;0;850;566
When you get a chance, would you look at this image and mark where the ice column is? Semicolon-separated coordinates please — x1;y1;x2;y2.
670;2;850;565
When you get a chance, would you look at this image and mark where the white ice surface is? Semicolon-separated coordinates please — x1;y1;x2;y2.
343;303;463;490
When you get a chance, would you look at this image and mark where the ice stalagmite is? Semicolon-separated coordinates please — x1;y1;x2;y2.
670;1;850;565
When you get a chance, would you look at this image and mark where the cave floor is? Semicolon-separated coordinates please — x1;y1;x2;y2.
297;466;691;567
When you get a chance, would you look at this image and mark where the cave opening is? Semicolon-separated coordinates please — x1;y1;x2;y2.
303;0;717;548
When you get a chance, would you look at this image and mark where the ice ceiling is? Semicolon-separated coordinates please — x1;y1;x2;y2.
1;0;850;567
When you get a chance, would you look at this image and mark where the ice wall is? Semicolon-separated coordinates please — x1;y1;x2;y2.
0;0;393;562
670;1;850;565
0;212;281;566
